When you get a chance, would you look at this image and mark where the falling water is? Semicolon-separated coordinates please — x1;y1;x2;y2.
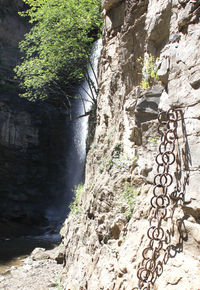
45;39;102;222
66;38;102;201
73;39;102;167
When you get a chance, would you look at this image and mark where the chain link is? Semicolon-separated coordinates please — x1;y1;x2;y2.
137;108;182;289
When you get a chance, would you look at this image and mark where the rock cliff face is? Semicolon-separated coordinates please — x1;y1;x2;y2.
0;93;69;236
62;0;200;289
0;1;71;236
0;0;28;91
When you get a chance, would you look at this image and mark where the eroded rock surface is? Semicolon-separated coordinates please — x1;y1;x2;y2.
62;0;200;289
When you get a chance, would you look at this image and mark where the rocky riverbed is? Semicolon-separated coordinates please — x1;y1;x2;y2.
0;246;64;290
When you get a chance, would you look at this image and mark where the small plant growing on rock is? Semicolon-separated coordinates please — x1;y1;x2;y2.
55;275;64;290
137;54;158;90
102;142;123;171
148;136;158;144
99;146;138;173
112;142;122;158
105;157;114;170
69;183;84;214
116;154;138;171
120;181;140;221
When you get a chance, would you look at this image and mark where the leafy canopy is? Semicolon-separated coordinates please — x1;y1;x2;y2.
15;0;102;105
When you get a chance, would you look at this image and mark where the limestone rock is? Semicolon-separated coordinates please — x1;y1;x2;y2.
62;0;200;289
31;248;48;261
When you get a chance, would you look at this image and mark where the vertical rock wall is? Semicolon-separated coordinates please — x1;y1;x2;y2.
0;0;28;91
0;94;69;236
62;0;200;289
0;0;72;236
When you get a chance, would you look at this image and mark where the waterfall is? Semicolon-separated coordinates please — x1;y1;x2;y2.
73;39;102;163
45;39;102;223
0;40;102;261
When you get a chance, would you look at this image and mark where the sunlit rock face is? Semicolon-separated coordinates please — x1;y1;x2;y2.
61;0;200;289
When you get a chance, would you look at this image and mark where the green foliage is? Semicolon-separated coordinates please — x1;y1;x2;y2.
137;54;158;90
112;142;122;158
15;0;102;105
120;182;140;221
69;183;84;214
54;275;64;290
105;157;114;171
98;142;122;173
105;142;122;170
148;136;158;144
116;154;138;170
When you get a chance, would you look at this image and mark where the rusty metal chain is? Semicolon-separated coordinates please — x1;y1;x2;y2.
136;108;182;290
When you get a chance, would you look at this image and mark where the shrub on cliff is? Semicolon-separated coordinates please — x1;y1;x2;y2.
14;0;102;107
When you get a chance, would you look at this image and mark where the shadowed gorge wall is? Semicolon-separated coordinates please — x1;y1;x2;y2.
0;93;71;236
0;0;73;236
0;0;101;240
0;0;28;92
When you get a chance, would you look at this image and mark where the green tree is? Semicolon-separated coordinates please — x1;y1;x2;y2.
14;0;102;108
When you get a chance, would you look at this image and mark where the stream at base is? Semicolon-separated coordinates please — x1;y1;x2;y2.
0;228;61;274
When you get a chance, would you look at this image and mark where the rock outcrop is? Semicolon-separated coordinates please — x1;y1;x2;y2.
61;0;200;289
